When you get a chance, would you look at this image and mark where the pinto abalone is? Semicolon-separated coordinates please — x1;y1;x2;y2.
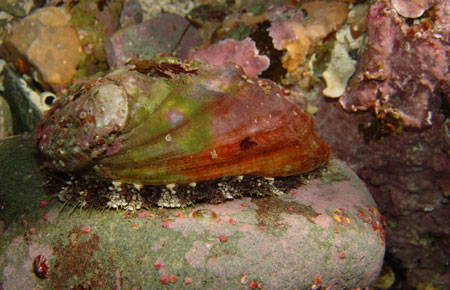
36;55;331;208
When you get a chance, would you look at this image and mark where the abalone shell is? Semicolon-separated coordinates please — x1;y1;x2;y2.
37;56;330;186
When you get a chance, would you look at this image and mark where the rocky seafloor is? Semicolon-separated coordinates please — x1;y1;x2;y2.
0;135;384;289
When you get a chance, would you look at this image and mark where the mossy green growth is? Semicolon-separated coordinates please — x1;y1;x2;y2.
69;0;121;78
312;38;335;77
319;162;350;185
0;136;47;246
225;22;252;41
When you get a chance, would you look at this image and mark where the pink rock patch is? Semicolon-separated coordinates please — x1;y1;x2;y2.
189;38;270;78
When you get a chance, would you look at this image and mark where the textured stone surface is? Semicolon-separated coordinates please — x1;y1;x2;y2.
105;13;202;67
339;0;449;129
0;59;13;137
310;1;450;288
0;135;385;289
0;95;12;137
120;0;143;27
314;96;450;289
2;64;52;134
3;7;82;87
189;38;270;78
0;0;34;17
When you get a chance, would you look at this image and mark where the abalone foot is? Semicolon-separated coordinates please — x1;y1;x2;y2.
43;165;328;209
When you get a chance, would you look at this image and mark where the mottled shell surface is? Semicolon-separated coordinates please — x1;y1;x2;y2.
36;56;330;185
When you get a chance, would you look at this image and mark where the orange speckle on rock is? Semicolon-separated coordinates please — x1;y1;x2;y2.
39;200;50;207
131;224;138;228
358;209;365;219
154;260;163;271
82;225;92;233
160;274;170;284
137;210;149;218
312;276;322;288
218;234;228;242
228;217;237;225
42;212;50;221
183;276;193;285
169;274;177;283
162;220;172;227
249;281;258;289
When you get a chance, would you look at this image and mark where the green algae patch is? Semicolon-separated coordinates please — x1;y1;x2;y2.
252;196;319;236
0;136;46;242
319;160;351;185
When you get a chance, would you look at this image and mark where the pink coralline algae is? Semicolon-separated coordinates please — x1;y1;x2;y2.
340;0;450;129
391;0;434;18
189;37;270;78
312;0;450;288
190;37;270;77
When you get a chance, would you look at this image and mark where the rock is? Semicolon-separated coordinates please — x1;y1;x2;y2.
268;1;349;72
1;64;54;134
189;37;270;78
0;0;34;17
391;0;434;18
339;0;450;129
120;0;143;27
0;59;13;137
314;96;450;289
311;2;450;286
105;13;202;67
0;135;385;289
3;7;82;87
0;95;13;137
130;0;199;20
67;0;122;78
313;51;450;290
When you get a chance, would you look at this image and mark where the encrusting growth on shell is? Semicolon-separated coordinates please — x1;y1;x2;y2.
46;166;327;208
37;54;331;208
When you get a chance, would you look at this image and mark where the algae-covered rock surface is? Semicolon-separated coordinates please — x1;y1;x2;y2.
0;135;384;289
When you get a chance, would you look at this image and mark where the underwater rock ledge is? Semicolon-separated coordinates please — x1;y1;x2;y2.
0;135;384;289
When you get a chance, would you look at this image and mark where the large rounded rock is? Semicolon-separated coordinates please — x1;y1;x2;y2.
0;135;384;289
3;7;82;87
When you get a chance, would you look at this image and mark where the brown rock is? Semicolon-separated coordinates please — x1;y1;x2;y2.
3;7;82;87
